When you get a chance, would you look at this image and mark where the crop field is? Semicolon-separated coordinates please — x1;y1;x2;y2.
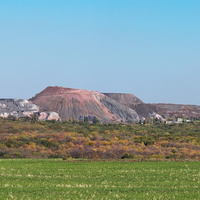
0;160;199;200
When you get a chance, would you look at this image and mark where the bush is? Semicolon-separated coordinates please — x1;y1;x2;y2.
121;153;134;159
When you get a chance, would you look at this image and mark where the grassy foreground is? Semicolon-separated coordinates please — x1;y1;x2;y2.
0;160;199;200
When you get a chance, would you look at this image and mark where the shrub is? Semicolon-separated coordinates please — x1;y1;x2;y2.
121;153;134;159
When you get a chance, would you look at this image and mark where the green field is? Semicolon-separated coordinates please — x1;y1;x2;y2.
0;160;199;200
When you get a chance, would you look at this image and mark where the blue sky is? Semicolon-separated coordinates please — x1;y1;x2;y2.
1;0;200;105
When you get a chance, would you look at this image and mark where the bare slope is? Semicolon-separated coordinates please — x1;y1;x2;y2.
103;93;200;120
103;93;163;120
151;103;200;119
30;86;140;122
103;93;143;105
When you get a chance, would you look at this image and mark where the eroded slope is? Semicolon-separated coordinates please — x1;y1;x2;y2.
30;86;140;122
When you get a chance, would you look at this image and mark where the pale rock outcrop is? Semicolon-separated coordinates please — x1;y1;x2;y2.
0;99;39;118
0;99;61;121
38;112;60;121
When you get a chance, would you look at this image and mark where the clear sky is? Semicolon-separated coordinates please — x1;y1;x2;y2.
1;0;200;105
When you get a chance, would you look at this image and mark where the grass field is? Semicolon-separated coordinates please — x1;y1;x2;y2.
0;159;199;200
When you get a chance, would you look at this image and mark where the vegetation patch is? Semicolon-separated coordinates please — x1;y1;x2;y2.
0;118;200;160
0;159;199;199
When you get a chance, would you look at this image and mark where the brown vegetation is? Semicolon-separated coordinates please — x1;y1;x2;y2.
0;117;200;160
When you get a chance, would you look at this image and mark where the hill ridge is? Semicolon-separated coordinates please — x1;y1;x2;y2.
1;86;200;122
